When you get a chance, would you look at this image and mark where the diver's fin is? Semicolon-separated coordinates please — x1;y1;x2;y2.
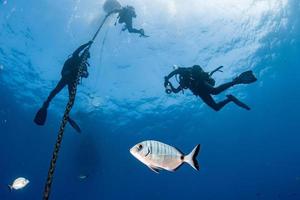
140;34;149;38
139;29;149;38
34;106;48;126
67;117;81;133
227;95;251;110
234;70;257;84
184;144;201;171
148;166;160;174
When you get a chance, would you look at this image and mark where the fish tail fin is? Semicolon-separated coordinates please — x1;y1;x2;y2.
8;185;12;192
184;144;201;171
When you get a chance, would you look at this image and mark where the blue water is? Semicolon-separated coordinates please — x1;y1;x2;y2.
1;0;300;199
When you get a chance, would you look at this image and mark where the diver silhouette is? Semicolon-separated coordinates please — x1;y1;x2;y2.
164;65;257;111
34;41;93;132
111;5;148;37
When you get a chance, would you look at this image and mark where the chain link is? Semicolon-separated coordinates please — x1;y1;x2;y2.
43;51;89;200
42;13;112;200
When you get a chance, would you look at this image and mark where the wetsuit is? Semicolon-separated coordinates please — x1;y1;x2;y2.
113;6;145;36
44;42;90;108
164;67;239;111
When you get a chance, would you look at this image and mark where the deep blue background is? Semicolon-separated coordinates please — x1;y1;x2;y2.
1;0;300;199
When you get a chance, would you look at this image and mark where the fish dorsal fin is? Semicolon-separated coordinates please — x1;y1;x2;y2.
148;165;160;174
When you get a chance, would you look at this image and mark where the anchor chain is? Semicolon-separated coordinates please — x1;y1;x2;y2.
42;12;113;200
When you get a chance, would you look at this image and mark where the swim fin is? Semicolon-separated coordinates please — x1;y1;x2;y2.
34;106;48;126
234;70;257;84
139;29;149;38
67;117;81;133
227;95;251;110
140;34;149;38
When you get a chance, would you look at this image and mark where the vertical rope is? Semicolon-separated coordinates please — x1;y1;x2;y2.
92;13;111;41
42;13;113;200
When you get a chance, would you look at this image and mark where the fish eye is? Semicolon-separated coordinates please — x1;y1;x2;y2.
137;144;143;151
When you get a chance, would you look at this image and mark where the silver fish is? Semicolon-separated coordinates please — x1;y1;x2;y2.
130;140;200;173
78;175;88;180
8;177;29;191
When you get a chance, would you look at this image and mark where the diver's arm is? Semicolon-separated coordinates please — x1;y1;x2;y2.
165;80;182;93
72;41;92;57
164;68;184;93
165;68;183;81
170;84;182;93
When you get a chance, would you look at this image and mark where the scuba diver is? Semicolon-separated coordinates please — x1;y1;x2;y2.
164;65;257;111
111;5;148;37
34;41;93;133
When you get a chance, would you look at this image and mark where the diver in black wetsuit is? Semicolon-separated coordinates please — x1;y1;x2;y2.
34;41;93;132
164;65;257;111
44;41;91;107
111;5;148;37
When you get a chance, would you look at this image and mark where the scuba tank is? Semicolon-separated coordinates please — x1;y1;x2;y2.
190;65;223;87
199;71;216;86
61;57;76;77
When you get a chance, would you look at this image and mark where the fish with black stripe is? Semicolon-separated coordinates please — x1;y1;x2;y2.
130;140;201;173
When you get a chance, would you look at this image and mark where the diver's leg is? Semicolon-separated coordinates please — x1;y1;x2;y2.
125;21;143;34
198;93;231;111
209;81;236;95
210;71;257;95
44;78;67;108
34;78;67;125
226;94;251;110
126;26;142;34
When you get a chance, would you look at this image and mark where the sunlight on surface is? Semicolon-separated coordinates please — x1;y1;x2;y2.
0;0;290;117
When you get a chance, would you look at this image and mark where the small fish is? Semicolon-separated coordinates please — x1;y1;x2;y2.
78;175;88;180
130;140;200;173
8;177;29;191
